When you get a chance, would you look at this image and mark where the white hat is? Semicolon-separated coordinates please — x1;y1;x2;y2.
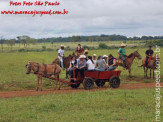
79;55;86;59
103;55;108;58
60;45;64;47
121;43;126;47
93;54;97;56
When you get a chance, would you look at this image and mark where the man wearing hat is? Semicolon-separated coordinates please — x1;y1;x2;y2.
58;45;65;68
74;55;87;80
93;54;97;64
118;43;126;68
145;45;153;67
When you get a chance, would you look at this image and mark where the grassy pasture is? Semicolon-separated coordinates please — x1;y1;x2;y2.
0;44;162;91
0;88;162;122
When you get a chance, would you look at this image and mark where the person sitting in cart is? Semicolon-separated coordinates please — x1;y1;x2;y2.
86;56;95;71
92;54;97;64
103;55;108;63
108;54;118;71
58;45;65;68
84;49;89;60
67;55;77;77
95;56;108;71
74;55;87;80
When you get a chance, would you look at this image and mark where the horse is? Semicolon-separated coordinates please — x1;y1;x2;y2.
52;52;77;78
141;56;159;78
116;50;142;78
26;61;62;91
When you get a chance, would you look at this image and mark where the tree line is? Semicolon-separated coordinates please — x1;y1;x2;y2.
0;34;163;52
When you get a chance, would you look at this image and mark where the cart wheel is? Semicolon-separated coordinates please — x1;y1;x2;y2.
83;78;94;90
109;76;120;88
70;80;80;89
95;79;105;87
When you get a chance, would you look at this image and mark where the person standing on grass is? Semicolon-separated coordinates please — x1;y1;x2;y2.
93;54;97;64
145;45;153;67
108;54;117;71
58;45;64;68
75;44;84;57
118;43;126;68
87;56;95;70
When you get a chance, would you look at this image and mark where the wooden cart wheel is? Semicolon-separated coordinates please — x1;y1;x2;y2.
83;78;94;90
95;79;105;87
70;80;80;89
109;76;120;88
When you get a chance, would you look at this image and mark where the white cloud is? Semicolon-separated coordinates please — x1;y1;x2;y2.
0;0;163;39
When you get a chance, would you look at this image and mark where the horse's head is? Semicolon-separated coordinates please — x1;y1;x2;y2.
25;61;32;74
134;50;141;59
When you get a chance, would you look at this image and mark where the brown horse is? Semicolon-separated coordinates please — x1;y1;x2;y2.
26;61;62;91
141;56;158;78
52;52;77;78
52;52;77;68
117;50;142;78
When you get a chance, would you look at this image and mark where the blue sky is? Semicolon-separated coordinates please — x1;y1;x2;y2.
0;0;163;39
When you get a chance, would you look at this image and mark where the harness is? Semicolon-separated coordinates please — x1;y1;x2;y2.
43;64;47;74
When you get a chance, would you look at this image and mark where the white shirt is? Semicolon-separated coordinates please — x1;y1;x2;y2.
58;49;64;57
87;59;95;70
93;60;97;64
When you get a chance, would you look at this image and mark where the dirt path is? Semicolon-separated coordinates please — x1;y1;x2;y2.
0;82;162;98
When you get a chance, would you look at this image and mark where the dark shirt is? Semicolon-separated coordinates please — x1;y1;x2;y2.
108;57;117;66
146;50;153;56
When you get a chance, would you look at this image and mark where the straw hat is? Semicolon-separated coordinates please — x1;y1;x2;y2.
84;49;88;53
121;43;126;47
60;45;64;47
79;55;86;59
103;55;108;58
93;54;97;56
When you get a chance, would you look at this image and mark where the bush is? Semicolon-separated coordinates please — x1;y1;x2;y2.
18;48;25;52
98;43;108;49
42;46;46;51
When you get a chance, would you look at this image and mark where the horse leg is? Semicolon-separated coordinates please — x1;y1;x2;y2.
150;69;151;79
144;67;146;78
128;68;132;78
153;69;155;79
36;75;39;91
146;68;148;78
40;76;43;91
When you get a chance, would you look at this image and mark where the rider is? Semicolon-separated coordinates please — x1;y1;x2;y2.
58;45;65;68
118;43;126;68
75;44;84;56
145;45;153;67
108;54;118;71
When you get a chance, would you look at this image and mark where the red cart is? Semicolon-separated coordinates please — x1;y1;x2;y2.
70;70;121;90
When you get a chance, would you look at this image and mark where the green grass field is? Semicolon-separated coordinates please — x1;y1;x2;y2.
0;42;162;122
0;88;162;122
0;42;162;90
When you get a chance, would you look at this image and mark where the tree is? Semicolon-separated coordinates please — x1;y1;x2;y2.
0;36;5;52
71;36;81;42
17;35;30;47
6;39;15;50
88;36;94;43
